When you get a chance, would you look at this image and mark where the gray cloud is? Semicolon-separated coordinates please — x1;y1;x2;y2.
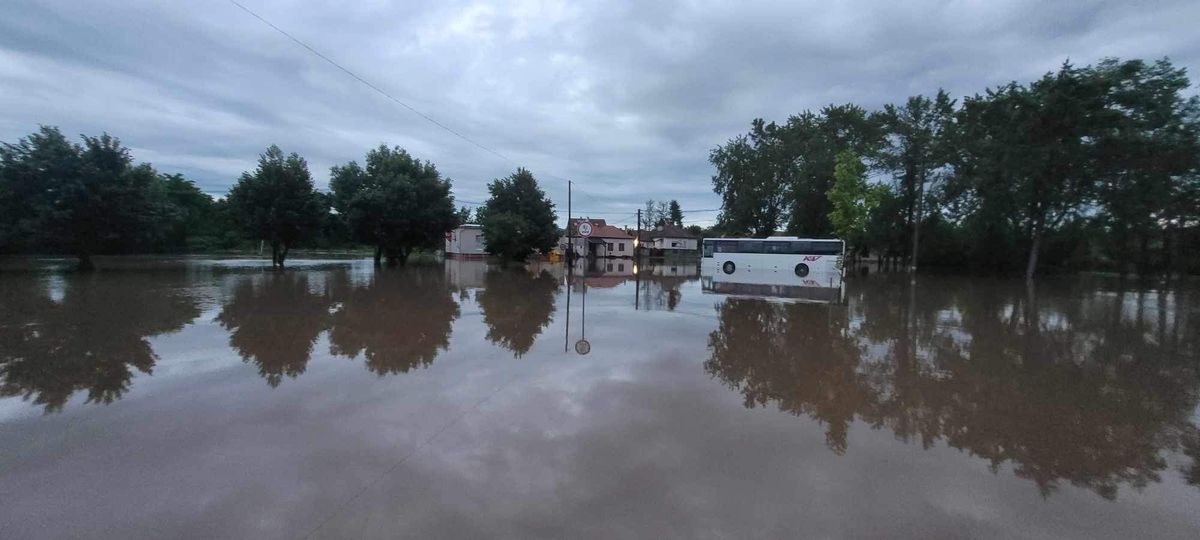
2;0;1198;225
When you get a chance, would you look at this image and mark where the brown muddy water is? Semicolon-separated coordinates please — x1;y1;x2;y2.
1;258;1198;539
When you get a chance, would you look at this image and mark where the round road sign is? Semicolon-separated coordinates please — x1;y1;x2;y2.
577;221;593;237
574;339;591;355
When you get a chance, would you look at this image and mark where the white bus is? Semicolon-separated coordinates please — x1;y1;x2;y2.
701;237;844;279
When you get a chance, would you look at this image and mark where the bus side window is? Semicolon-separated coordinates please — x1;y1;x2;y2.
792;241;811;254
715;241;737;253
764;242;789;254
812;242;841;255
737;240;763;253
702;241;714;258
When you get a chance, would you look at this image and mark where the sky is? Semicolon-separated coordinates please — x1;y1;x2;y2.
2;0;1198;227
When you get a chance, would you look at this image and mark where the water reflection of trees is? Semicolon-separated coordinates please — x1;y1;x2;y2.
328;267;459;375
0;273;200;412
216;273;330;387
476;267;559;357
706;276;1200;498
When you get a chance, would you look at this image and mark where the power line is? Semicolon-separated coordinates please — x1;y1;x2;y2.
227;0;515;166
226;2;721;213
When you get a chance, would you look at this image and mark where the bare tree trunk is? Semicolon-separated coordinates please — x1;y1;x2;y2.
909;176;924;273
270;242;281;268
1025;230;1041;282
373;245;383;267
279;244;289;267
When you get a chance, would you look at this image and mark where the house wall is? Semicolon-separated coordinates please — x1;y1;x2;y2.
446;227;487;256
559;236;633;258
653;237;698;251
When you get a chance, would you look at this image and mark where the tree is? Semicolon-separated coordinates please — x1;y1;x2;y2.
668;199;683;227
479;168;558;261
226;145;325;268
0;127;165;269
784;105;883;236
1091;58;1200;275
0;127;67;254
710;129;787;236
878;91;955;271
827;151;883;256
329;145;457;266
955;65;1108;280
456;206;474;226
157;173;221;251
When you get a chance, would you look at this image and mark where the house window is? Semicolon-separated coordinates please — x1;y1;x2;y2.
606;263;613;271
619;242;625;251
618;263;624;271
607;242;613;251
671;241;679;248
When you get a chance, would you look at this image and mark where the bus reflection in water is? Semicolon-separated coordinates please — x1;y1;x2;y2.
700;237;845;304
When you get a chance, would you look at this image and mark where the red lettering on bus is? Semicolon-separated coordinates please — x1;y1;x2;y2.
803;256;821;262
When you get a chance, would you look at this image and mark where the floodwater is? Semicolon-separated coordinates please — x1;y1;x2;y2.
1;258;1198;539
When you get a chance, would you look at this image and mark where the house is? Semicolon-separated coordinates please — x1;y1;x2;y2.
637;224;699;254
445;224;487;258
561;218;633;258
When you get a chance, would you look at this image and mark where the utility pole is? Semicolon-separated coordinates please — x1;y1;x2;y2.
636;208;642;259
567;180;573;263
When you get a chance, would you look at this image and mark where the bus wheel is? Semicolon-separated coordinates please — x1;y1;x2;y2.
794;263;809;277
722;261;736;274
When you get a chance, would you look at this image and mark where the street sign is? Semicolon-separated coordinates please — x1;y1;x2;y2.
574;338;591;355
577;221;593;237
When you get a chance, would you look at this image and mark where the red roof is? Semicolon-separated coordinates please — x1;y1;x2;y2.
569;218;631;239
590;225;631;239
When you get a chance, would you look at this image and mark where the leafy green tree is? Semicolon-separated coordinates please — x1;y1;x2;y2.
157;173;221;251
479;168;557;261
0;126;69;254
668;200;683;227
456;205;474;225
710;129;787;236
330;145;456;266
827;151;883;255
0;128;165;269
960;64;1108;279
1091;58;1200;275
226;145;325;268
783;105;883;236
878;91;956;270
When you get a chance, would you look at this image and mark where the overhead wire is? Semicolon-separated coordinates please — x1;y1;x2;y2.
226;1;720;220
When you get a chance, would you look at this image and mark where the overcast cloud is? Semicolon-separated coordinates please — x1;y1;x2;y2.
2;0;1198;226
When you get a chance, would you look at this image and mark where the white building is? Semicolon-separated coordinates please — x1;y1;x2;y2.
646;224;699;252
445;224;487;258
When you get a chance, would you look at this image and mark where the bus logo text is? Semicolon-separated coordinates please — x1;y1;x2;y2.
802;256;821;261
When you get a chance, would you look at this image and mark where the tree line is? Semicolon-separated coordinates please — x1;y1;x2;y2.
710;57;1200;278
0;127;560;268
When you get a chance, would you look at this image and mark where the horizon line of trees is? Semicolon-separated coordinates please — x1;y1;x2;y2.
710;57;1200;278
0;127;561;268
